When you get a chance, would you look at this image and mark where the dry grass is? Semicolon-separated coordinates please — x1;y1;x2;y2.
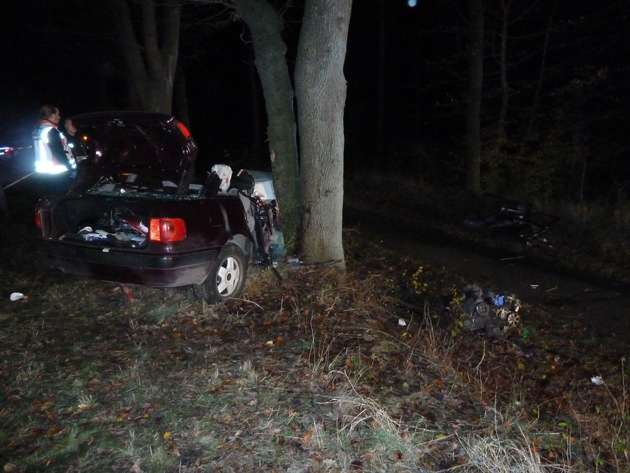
2;183;630;472
2;256;629;471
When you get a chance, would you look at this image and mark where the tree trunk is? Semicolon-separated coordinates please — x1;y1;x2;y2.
295;0;352;269
109;0;181;114
497;0;509;142
234;0;301;253
465;0;484;195
173;59;190;126
526;0;557;137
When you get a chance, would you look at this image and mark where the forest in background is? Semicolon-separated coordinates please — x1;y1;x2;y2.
0;1;628;203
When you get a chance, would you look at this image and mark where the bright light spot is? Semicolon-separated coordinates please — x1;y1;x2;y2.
407;0;417;6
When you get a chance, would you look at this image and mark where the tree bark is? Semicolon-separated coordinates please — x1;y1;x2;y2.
526;0;557;137
497;0;509;142
466;0;484;195
233;0;301;252
109;0;181;114
295;0;352;269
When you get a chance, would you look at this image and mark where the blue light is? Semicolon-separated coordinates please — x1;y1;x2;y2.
407;0;417;6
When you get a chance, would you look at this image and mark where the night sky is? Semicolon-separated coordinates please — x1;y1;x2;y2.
1;1;628;190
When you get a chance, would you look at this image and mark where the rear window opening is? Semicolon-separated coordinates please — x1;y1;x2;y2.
84;174;205;200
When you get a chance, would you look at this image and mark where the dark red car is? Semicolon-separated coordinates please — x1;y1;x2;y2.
34;111;280;302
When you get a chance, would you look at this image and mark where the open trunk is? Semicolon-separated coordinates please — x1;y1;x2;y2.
38;180;208;249
45;196;155;248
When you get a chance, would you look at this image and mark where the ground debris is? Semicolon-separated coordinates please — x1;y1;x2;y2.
452;284;521;337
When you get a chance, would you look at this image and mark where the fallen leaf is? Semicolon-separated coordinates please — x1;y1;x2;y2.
48;425;63;437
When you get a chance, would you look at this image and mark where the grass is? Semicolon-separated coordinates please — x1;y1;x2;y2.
3;259;628;472
2;179;630;472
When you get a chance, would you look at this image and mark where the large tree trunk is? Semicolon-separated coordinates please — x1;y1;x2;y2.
234;0;301;252
465;0;484;195
109;0;181;114
295;0;352;269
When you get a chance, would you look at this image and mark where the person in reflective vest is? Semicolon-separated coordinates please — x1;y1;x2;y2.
33;105;76;175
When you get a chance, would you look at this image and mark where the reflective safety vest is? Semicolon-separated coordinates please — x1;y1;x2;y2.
34;121;76;175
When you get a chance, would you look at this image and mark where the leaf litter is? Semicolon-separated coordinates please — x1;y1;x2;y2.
1;187;629;472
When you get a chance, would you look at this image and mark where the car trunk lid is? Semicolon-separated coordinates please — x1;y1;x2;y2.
69;111;197;197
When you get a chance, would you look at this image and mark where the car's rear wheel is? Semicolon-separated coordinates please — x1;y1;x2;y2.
194;245;247;302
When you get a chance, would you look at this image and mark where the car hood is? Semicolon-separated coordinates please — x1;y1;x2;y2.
70;111;198;196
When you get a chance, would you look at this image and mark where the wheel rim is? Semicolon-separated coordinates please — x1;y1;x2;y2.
216;255;242;296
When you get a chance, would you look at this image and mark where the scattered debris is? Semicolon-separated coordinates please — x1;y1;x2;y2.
591;375;604;385
9;292;24;301
118;284;135;304
463;196;558;248
61;212;148;247
455;284;521;337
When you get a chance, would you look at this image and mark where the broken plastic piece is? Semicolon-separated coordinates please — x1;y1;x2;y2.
211;164;233;192
119;284;135;304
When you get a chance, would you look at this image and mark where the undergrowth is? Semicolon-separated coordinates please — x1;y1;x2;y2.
2;251;628;471
2;175;629;471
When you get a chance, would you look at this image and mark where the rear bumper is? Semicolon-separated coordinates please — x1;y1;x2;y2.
36;239;218;287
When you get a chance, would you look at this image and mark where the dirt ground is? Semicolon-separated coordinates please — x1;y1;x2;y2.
1;173;629;471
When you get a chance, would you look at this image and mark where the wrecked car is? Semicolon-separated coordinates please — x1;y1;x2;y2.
34;111;282;302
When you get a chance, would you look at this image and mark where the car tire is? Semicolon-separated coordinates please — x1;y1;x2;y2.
194;244;248;302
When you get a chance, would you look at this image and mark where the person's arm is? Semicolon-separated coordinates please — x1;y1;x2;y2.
47;128;71;169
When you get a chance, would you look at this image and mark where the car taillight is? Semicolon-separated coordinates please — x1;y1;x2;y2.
149;218;186;242
177;121;191;138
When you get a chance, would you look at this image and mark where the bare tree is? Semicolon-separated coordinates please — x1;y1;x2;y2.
109;0;182;113
295;0;352;268
465;0;483;195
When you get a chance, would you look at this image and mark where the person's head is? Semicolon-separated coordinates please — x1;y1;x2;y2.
40;105;61;124
64;118;77;135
